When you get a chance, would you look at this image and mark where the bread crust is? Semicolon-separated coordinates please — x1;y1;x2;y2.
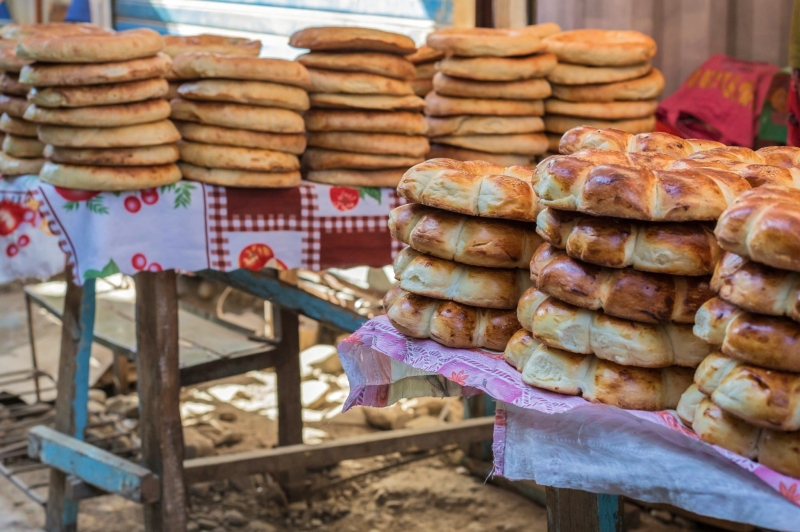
544;99;658;119
0;73;30;96
307;132;429;157
504;329;693;409
172;52;311;88
0;113;37;137
174;121;306;154
558;126;724;157
178;162;300;188
426;115;544;136
2;22;108;41
3;134;44;158
425;92;544;117
177;79;309;111
0;152;44;175
389;203;542;269
17;28;164;63
305;168;405;187
289;26;416;55
308;93;425;111
533;243;713;323
170;98;305;133
432;73;552;100
29;78;169;108
178;140;299;172
437;53;557;82
544;114;655;134
410;79;433;97
302;148;423;170
383;285;520;351
547;63;651;85
25;99;171;128
39;162;181;191
307;68;413;95
393;247;533;309
37;120;181;148
536;207;721;276
551;69;665;102
426;26;552;57
0;94;31;118
427;144;533;166
398;158;538;221
304;109;428;135
543;29;656;67
45;144;179;166
405;46;444;64
297;52;415;80
20;53;172;87
162;34;261;58
432;133;548;155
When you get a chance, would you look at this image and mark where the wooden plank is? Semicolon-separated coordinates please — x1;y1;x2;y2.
136;270;186;532
44;275;96;532
184;417;495;484
29;426;160;504
453;0;477;27
546;487;624;532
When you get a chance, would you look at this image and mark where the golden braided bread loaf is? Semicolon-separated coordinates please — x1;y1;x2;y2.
532;243;714;324
694;353;800;431
668;146;800;188
558;126;724;157
536;208;721;276
715;185;800;272
534;148;675;177
677;384;800;478
383;286;519;351
712;252;800;323
397;159;538;221
518;288;711;368
389;204;541;269
694;298;800;373
504;329;693;410
393;247;533;310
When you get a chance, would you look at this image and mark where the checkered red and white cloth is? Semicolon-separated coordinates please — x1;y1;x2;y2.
4;176;403;285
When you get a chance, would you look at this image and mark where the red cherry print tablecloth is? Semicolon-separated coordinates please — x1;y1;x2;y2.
2;176;404;285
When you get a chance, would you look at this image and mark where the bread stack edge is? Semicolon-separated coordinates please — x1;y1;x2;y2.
406;45;443;98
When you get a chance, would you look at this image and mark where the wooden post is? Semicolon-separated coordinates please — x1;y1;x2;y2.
136;270;186;532
546;487;624;532
274;306;305;496
45;274;96;532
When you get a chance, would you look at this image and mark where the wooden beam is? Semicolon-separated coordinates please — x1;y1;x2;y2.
546;487;624;532
184;417;495;484
29;426;160;504
136;270;187;532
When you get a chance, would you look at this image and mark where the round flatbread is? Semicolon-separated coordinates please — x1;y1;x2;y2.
0;114;37;137
411;79;433;97
39;162;181;191
0;47;30;73
3;134;44;158
162;34;261;58
307;132;429;157
177;79;309;111
2;22;108;40
306;168;406;187
28;78;169;108
302;148;424;170
304;109;428;135
0;73;30;96
0;152;44;176
437;53;557;81
547;62;652;85
544;99;658;119
179;162;300;188
427;143;532;166
550;69;665;102
170;98;305;133
167;81;181;99
0;95;31;118
174;121;306;154
308;93;425;111
307;68;413;95
432;133;548;155
405;46;444;64
17;28;165;64
20;53;172;87
414;62;437;80
38;120;181;148
547;133;562;153
44;144;180;166
426;115;544;136
543;114;656;135
543;29;656;67
425;92;544;117
178;140;299;172
289;27;416;55
427;25;558;57
25;99;171;127
172;53;310;88
297;52;415;80
433;72;552;100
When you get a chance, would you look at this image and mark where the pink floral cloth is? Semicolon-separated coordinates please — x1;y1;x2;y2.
339;317;800;529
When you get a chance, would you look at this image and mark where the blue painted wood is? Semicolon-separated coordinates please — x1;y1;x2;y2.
29;426;160;504
597;494;623;532
72;278;96;443
199;269;367;333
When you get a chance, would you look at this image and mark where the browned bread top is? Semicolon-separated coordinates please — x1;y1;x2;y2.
558;126;724;157
289;26;416;55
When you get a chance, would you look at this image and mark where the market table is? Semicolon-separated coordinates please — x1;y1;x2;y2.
338;316;800;532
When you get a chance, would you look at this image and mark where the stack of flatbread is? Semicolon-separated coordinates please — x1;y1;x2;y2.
423;24;560;166
290;26;428;187
161;34;261;99
542;29;661;147
405;45;443;97
0;22;108;177
17;28;182;190
170;52;310;187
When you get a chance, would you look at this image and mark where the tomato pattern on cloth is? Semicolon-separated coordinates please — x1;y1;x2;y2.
27;178;403;285
338;316;800;529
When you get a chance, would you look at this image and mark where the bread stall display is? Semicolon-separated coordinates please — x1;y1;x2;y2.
387;159;543;350
424;24;560;166
170;52;310;187
17;28;182;190
675;185;800;478
290;26;427;187
0;23;109;177
542;30;661;151
405;45;443;98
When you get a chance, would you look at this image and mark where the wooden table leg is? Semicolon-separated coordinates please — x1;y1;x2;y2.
546;487;624;532
135;270;187;532
45;274;96;532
